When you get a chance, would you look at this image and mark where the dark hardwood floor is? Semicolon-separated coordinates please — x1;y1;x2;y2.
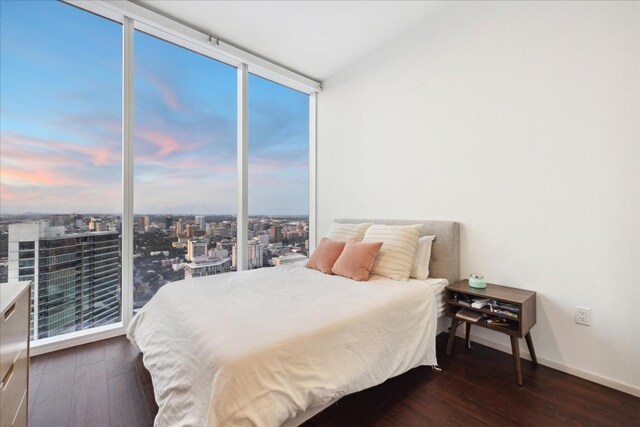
29;334;640;427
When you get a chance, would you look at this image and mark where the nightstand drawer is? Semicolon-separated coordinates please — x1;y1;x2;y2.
0;290;29;381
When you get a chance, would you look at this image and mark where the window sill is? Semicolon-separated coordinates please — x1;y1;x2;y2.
30;322;126;356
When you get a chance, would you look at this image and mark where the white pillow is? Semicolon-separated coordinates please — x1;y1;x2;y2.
411;235;435;279
363;224;422;280
325;222;373;242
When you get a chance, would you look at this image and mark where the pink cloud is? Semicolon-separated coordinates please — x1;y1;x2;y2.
1;167;81;187
136;129;181;157
144;74;181;112
2;132;119;167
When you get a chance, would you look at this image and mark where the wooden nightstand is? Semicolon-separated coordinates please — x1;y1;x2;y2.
444;280;537;385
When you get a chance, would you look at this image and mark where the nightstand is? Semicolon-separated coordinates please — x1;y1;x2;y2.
444;280;537;385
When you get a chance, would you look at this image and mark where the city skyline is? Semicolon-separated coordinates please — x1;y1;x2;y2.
0;1;309;216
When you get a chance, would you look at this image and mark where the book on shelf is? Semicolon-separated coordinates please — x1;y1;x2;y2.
484;315;513;327
488;300;520;318
451;293;474;307
492;301;520;312
455;308;484;323
471;298;491;309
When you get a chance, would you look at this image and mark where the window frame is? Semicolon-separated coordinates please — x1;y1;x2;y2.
30;0;319;355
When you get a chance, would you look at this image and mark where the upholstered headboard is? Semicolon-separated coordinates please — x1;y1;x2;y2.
334;219;460;284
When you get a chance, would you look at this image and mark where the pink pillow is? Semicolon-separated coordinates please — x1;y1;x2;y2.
331;238;383;281
305;237;346;274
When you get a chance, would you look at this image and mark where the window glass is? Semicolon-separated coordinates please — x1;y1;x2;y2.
133;31;237;312
246;75;309;269
0;1;122;339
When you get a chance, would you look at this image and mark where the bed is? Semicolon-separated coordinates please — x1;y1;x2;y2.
127;219;460;427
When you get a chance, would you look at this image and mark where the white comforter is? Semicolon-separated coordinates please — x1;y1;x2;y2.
127;262;440;427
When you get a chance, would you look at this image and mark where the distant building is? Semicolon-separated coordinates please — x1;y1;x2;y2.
187;238;207;262
150;251;170;257
184;258;231;279
269;253;307;266
258;234;269;246
8;222;121;339
137;215;149;231
269;225;283;243
208;248;229;259
74;216;84;229
248;240;263;269
165;216;173;229
195;215;206;231
172;236;189;249
0;232;8;258
88;217;105;232
231;240;264;269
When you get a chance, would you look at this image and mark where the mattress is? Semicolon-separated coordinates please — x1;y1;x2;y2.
127;262;442;427
424;277;449;317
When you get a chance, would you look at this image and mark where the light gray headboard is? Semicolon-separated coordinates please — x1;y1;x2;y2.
335;219;460;284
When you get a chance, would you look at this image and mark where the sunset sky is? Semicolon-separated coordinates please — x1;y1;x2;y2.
0;0;309;216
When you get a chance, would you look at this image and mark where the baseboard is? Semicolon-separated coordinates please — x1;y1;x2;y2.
452;330;640;398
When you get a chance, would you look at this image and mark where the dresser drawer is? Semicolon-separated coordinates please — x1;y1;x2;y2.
0;290;29;381
0;348;28;427
9;390;27;427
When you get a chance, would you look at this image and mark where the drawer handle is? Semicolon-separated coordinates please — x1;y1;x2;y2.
1;363;14;391
4;302;15;320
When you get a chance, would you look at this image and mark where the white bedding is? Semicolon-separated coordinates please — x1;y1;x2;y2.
127;262;444;427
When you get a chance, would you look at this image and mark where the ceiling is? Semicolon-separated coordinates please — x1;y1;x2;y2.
134;1;448;82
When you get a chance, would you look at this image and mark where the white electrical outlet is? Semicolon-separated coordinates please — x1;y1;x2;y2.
575;306;591;326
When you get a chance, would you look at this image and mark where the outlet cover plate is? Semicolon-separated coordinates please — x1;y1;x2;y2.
575;306;591;326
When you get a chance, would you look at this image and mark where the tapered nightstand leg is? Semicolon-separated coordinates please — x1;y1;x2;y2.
525;332;537;367
510;336;523;386
465;322;472;349
446;317;458;355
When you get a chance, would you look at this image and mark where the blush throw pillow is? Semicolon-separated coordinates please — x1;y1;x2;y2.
331;238;383;281
325;222;373;242
410;235;436;279
305;237;346;274
363;224;423;280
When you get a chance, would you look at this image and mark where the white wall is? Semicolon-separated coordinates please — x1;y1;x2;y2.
317;1;639;395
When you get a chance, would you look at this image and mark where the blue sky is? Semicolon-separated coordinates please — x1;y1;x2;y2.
0;0;308;216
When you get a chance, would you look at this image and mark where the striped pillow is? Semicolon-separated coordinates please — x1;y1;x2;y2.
326;222;373;242
363;224;422;280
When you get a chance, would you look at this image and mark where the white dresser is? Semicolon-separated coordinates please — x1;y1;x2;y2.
0;281;31;427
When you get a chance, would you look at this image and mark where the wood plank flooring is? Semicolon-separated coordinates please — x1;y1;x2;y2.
29;333;640;426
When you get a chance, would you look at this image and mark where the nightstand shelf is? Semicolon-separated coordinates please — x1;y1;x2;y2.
445;280;537;385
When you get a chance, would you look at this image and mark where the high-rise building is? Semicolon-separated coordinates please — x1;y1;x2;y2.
231;240;264;270
195;215;206;231
187;238;207;262
258;234;270;246
269;225;283;243
176;219;184;236
165;216;173;230
88;217;104;232
8;222;121;339
248;240;263;269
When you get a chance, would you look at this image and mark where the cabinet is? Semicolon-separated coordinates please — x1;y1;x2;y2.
444;280;536;385
1;281;31;427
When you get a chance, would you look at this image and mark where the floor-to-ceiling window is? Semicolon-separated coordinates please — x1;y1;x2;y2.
133;31;237;311
0;1;123;340
0;0;316;349
247;75;309;269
